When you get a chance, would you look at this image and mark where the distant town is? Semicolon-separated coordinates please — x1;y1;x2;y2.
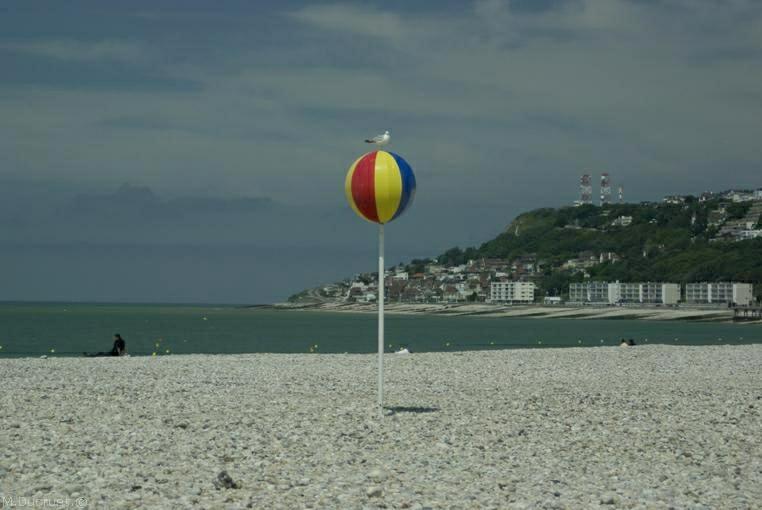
291;183;762;309
311;264;754;308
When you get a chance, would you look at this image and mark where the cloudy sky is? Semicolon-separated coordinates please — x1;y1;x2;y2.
2;0;761;303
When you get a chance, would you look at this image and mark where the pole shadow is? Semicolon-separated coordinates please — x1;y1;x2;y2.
384;405;440;415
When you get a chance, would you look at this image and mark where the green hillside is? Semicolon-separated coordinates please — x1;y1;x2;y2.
420;198;762;299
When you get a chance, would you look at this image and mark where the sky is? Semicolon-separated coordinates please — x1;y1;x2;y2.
1;0;761;303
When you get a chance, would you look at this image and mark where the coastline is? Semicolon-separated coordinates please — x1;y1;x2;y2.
269;301;758;323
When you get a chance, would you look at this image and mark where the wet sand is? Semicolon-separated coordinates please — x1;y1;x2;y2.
274;301;745;322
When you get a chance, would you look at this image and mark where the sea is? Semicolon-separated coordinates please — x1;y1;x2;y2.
1;302;761;358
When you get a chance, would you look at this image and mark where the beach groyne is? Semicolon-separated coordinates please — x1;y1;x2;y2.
272;301;745;323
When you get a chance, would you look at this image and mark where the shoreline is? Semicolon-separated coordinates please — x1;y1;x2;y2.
269;301;760;323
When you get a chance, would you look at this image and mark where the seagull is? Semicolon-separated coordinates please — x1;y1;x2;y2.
365;130;390;146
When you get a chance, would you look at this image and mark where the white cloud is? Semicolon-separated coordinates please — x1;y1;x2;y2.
289;4;406;43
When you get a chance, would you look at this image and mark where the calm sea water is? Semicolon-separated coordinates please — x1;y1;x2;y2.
0;303;760;358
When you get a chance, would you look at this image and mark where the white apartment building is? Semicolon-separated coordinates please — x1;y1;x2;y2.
642;282;680;304
684;282;754;306
569;282;609;303
569;281;680;305
569;281;621;304
568;283;585;302
490;281;536;303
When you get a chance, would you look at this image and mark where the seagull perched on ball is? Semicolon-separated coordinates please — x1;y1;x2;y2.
365;130;390;147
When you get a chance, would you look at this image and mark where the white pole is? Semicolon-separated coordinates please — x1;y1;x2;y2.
378;223;385;415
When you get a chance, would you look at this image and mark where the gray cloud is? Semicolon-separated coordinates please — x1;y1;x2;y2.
64;184;274;223
1;0;761;302
0;39;145;62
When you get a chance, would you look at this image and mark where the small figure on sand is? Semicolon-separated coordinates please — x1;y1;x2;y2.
620;338;629;347
628;338;636;346
85;333;127;357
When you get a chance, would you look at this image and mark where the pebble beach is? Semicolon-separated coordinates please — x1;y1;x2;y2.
1;345;760;509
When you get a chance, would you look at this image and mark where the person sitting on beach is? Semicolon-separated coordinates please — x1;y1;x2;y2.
619;338;629;347
627;338;636;346
111;334;126;355
85;334;127;357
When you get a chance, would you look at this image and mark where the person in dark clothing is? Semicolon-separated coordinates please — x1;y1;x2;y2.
111;334;126;355
84;334;127;357
627;338;637;346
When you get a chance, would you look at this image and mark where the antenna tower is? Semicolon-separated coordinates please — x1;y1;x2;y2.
600;173;611;205
579;174;592;205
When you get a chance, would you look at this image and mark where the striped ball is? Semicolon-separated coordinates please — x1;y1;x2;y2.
345;151;416;224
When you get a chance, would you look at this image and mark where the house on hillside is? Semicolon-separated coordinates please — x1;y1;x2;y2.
425;264;445;275
611;215;633;227
727;191;756;202
663;195;687;204
442;285;461;302
599;252;620;263
708;207;728;227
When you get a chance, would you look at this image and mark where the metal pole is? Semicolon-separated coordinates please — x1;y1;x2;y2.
378;223;385;415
